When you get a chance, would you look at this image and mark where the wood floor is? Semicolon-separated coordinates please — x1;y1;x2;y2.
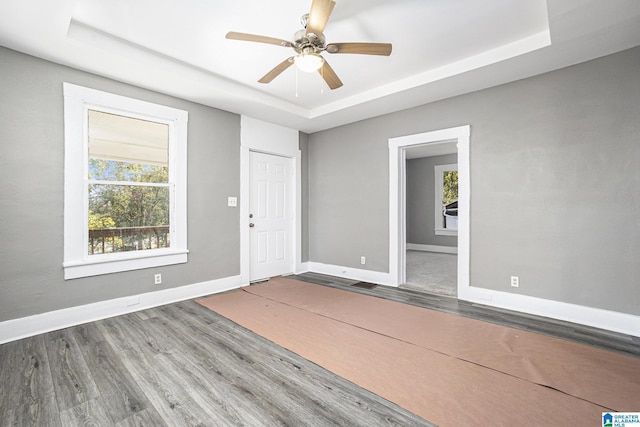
0;292;433;426
293;272;640;358
1;272;638;426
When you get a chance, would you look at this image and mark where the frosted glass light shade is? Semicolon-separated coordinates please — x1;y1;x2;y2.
294;53;324;72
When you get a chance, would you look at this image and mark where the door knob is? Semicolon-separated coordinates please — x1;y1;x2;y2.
249;223;254;228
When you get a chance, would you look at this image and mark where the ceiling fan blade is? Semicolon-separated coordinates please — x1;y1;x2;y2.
326;42;392;56
318;60;343;90
258;57;295;84
306;0;336;36
226;31;292;48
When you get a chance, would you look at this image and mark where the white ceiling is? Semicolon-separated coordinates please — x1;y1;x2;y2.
1;0;639;133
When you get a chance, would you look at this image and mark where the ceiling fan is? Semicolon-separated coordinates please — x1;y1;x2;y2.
226;0;392;90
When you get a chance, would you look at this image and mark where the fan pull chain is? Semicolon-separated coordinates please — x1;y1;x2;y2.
320;65;324;95
295;66;299;98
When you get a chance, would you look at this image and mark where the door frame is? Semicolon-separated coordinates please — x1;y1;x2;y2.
241;147;301;284
246;150;297;281
388;125;470;297
240;116;302;285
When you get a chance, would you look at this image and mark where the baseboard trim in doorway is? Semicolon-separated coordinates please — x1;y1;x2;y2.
407;243;458;254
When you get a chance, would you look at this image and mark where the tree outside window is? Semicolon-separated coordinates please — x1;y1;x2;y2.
63;83;188;279
435;164;458;235
442;170;458;205
87;110;171;255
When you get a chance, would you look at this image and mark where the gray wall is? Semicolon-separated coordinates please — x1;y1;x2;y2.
406;154;458;247
308;123;390;273
308;46;640;316
2;44;639;321
299;132;310;262
0;47;241;321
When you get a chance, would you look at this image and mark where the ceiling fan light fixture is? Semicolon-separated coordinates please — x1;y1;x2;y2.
294;52;324;72
226;0;388;89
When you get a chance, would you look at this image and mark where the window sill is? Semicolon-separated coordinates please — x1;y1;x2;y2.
435;228;458;237
63;249;188;280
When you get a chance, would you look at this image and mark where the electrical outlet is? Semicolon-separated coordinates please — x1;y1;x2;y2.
361;256;366;265
154;273;162;285
510;276;519;288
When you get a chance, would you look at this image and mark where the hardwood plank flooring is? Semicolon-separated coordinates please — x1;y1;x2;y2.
289;272;640;358
0;336;61;426
72;322;157;424
0;296;433;426
44;329;100;412
2;272;638;426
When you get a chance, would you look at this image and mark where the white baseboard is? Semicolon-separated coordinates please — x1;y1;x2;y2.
309;261;640;337
10;268;635;345
308;262;394;286
0;275;242;344
407;243;458;254
296;261;310;274
458;285;640;338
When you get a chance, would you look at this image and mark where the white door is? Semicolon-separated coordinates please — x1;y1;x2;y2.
249;151;294;281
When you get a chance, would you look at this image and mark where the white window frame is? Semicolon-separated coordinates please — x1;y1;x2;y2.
434;163;458;236
63;83;188;279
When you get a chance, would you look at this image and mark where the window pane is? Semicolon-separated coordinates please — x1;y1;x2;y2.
88;183;170;254
442;170;459;230
88;109;169;183
89;158;168;183
442;171;458;205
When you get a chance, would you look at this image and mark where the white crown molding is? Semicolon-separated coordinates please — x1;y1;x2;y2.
310;30;551;119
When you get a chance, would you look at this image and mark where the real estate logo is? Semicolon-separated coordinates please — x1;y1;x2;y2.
603;412;640;427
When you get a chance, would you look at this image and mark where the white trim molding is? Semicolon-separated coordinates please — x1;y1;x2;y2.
308;262;394;287
388;125;640;338
63;83;189;279
389;125;470;290
240;116;302;285
307;261;640;337
459;286;640;338
0;275;242;344
296;261;311;274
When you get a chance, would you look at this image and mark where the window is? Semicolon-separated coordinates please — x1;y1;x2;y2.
63;83;188;279
434;163;458;236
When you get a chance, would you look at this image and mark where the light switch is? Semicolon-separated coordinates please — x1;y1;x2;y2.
227;197;238;207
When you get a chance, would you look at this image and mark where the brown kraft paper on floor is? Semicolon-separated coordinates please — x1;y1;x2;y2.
241;277;640;411
197;283;624;426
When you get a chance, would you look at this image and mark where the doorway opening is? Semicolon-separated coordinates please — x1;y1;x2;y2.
388;125;470;298
403;149;458;296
